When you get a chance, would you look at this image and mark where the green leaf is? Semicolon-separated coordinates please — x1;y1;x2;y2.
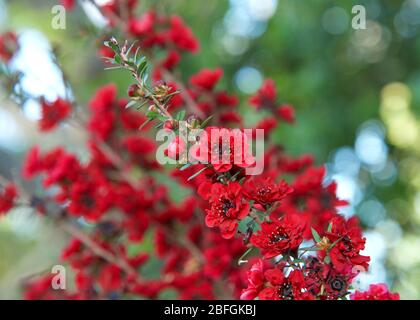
179;163;193;171
114;54;122;64
311;227;321;243
238;247;254;266
125;100;138;109
146;110;159;119
136;100;148;110
175;110;186;121
136;57;148;77
125;41;138;56
187;166;208;181
324;255;331;264
104;40;118;52
200;115;214;128
327;222;333;232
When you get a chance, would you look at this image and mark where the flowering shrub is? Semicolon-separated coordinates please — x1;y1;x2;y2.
0;0;399;300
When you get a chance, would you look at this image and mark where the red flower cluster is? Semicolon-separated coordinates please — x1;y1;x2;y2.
0;0;397;301
351;284;400;300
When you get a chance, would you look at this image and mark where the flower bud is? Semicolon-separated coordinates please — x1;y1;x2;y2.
187;115;200;128
164;137;186;160
148;105;158;112
163;120;177;131
127;84;139;97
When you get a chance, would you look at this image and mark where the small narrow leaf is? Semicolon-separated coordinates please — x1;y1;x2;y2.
175;110;186;121
327;222;333;232
200;115;214;128
125;100;138;109
179;163;193;171
187;166;208;181
238;247;254;266
139;118;153;130
311;227;321;243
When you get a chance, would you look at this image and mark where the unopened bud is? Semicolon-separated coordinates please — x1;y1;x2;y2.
163;120;178;131
187;115;200;128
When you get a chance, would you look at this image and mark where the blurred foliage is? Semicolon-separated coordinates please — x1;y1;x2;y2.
1;0;420;299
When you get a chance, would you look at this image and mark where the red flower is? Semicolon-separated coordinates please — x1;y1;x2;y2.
319;216;370;275
276;104;295;123
241;260;313;300
243;176;293;210
0;183;17;214
39;98;71;131
249;79;276;109
190;68;223;91
198;181;250;239
192;127;255;172
250;215;304;259
0;31;18;62
351;284;400;300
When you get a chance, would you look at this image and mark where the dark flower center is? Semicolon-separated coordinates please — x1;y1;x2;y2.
278;282;294;300
268;229;287;245
328;275;347;296
216;197;236;217
257;187;272;196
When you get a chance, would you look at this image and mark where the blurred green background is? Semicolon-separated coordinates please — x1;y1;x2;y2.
1;0;420;299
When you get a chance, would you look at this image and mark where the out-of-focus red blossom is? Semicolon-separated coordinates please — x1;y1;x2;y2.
162;50;181;70
351;284;400;300
250;215;304;259
254;118;278;138
38;98;72;131
0;31;18;62
190;68;223;91
168;15;200;53
60;0;75;10
0;183;17;214
249;79;277;109
198;181;249;239
101;0;138;25
127;13;199;54
216;92;239;107
276;104;295;123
